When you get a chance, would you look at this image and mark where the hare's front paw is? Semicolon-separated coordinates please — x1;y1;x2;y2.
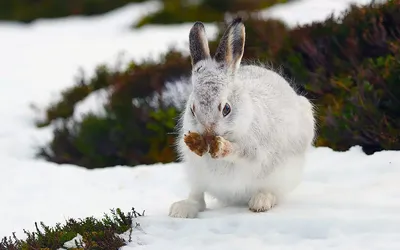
248;192;277;212
184;131;208;156
169;200;204;218
209;136;232;158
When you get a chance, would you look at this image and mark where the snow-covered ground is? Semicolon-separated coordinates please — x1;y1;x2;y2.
0;0;399;249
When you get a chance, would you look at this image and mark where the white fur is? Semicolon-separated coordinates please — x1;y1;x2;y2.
248;192;277;212
169;21;316;218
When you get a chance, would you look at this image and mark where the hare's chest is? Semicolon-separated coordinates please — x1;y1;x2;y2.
200;161;261;204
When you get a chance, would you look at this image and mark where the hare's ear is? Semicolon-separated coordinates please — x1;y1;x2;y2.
214;17;245;73
189;21;211;67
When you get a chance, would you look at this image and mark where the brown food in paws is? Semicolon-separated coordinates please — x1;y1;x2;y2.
208;136;220;158
184;131;208;156
208;136;230;158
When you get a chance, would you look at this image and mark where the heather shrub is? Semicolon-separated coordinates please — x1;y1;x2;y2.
316;53;400;153
273;0;400;153
134;0;288;27
0;208;144;250
37;50;191;168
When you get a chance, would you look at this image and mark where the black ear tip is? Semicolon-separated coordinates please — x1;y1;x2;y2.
231;17;243;25
192;21;205;29
190;21;206;36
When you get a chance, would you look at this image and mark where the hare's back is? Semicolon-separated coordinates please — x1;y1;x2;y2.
237;64;298;98
238;65;315;147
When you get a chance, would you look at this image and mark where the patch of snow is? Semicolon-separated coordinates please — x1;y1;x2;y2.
62;233;84;249
73;87;110;121
258;0;387;28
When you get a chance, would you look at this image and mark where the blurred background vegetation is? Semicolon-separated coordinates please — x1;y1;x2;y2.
0;0;287;25
7;0;398;168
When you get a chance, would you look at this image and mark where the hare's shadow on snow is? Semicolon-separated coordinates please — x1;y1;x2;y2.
196;198;279;218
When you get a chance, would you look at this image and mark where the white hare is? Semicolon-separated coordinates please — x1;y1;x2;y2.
169;18;316;218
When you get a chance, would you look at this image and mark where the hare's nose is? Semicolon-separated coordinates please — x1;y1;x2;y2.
204;123;216;134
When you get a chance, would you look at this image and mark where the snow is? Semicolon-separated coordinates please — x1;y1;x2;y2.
73;87;110;121
259;0;387;28
0;0;399;249
121;146;400;250
63;233;84;248
3;146;399;249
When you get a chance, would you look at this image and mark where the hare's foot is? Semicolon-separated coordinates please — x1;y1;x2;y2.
209;136;232;159
248;192;277;212
169;191;206;218
184;131;208;156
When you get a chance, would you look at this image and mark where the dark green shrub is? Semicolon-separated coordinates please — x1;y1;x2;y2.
316;53;400;153
273;0;400;153
37;50;191;168
134;0;288;27
0;207;144;250
0;0;147;22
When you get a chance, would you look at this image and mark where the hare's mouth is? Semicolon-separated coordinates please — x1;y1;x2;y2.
203;131;216;145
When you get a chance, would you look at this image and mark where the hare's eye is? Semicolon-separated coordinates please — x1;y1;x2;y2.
222;103;231;117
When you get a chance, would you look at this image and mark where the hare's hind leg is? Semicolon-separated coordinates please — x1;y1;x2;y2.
248;192;277;212
248;154;306;212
